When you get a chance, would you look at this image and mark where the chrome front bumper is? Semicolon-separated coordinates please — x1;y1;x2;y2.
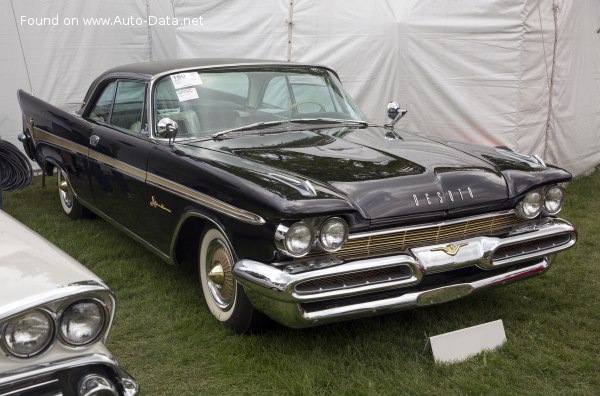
233;217;576;328
0;353;139;396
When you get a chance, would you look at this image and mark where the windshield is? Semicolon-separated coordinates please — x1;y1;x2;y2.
152;66;368;139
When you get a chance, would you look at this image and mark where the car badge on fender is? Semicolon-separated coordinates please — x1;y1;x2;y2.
431;242;469;256
150;195;172;213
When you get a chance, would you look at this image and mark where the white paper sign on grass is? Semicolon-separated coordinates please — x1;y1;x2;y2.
430;319;507;364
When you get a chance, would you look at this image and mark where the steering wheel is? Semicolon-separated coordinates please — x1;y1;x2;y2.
286;101;326;113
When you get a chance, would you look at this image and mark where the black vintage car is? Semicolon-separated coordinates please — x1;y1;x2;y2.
17;59;577;332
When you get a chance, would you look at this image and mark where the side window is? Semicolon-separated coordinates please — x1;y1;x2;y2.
261;76;292;110
110;81;147;133
88;82;116;124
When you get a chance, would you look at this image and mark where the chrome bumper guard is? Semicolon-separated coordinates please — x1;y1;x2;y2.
0;354;139;396
233;217;576;328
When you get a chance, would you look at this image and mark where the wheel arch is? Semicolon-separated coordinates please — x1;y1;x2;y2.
170;210;239;267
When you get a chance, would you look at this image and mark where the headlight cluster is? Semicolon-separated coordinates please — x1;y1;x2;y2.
276;217;349;258
1;299;107;359
516;185;565;219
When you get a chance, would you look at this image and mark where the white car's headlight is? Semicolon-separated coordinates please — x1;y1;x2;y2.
59;300;105;346
544;185;565;215
319;217;349;252
2;310;54;358
517;189;543;219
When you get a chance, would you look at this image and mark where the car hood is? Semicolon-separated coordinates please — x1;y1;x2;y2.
0;211;103;312
184;126;510;220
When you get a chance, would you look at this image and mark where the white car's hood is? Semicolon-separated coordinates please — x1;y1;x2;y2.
0;210;102;309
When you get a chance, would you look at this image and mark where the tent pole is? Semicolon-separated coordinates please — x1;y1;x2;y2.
542;1;560;159
287;0;294;61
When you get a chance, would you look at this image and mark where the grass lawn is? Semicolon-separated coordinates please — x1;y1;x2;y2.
2;170;599;395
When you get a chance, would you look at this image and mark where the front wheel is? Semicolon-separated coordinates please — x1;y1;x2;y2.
198;228;266;332
57;170;91;219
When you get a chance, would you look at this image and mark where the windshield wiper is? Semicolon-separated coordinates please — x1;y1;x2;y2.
212;120;289;140
211;118;369;140
290;118;369;128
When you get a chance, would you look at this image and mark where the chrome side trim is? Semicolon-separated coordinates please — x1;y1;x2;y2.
32;126;265;226
88;150;146;181
348;210;517;240
147;172;266;225
33;126;145;181
0;353;139;396
31;126;88;157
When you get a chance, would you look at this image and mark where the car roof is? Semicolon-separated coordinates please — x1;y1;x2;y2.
100;58;328;80
81;58;339;114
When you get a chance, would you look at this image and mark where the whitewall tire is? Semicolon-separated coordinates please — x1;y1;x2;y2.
198;228;266;332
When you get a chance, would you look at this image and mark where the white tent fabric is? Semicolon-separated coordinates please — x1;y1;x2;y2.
545;0;600;174
0;0;149;152
0;0;598;176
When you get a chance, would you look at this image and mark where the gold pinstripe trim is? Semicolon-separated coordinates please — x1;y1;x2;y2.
146;173;266;225
32;126;265;225
32;127;88;156
88;150;146;181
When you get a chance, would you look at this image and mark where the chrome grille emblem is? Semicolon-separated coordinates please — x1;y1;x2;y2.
431;242;469;256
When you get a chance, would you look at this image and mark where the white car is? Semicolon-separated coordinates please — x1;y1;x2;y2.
0;210;138;395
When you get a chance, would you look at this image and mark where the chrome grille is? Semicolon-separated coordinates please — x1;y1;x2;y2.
294;265;413;294
492;233;573;263
314;212;523;261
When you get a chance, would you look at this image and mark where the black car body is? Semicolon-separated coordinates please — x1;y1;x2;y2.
17;59;577;331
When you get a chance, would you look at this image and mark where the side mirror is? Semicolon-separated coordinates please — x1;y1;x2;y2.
157;118;179;142
385;102;407;128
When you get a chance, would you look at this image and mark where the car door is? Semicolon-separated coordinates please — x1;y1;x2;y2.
84;79;154;235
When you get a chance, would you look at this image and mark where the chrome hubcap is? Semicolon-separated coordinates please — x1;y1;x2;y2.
208;264;225;285
205;240;235;309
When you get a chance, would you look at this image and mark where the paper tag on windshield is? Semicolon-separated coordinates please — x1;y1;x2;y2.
175;87;199;102
170;72;203;89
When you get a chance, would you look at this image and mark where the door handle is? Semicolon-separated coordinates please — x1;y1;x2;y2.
90;135;100;147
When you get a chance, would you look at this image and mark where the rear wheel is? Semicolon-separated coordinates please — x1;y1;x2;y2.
198;228;266;332
57;170;91;219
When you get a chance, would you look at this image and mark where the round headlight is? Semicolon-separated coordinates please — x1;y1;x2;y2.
544;186;564;215
2;310;54;358
518;190;543;219
319;217;349;252
284;222;313;257
59;300;105;346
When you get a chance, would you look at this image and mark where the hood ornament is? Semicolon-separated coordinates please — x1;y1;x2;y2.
431;242;469;256
384;102;407;129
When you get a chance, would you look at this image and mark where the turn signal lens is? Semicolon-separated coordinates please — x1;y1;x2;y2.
544;186;565;215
